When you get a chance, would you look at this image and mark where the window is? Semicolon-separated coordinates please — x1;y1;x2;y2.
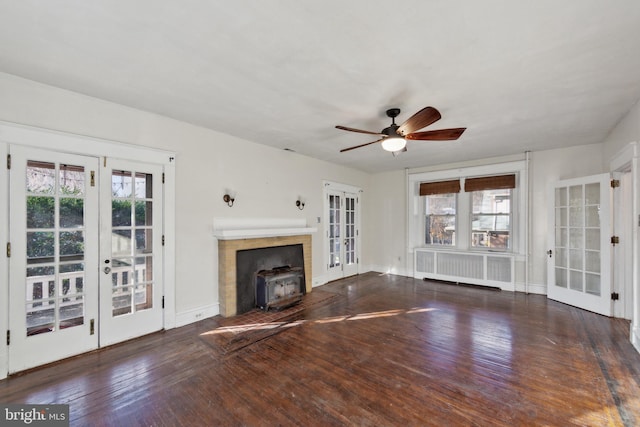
466;174;515;251
471;188;511;249
420;179;461;246
412;170;520;253
425;193;456;245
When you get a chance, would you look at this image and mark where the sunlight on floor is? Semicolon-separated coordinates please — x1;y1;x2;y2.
200;307;438;336
570;401;633;426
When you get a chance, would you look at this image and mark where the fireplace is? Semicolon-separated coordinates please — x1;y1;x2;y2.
214;218;316;317
235;244;305;314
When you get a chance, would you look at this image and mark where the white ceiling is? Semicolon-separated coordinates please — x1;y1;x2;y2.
0;1;639;173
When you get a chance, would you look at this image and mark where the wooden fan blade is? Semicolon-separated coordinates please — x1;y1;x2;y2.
340;138;385;152
397;107;441;136
406;128;466;141
335;125;384;136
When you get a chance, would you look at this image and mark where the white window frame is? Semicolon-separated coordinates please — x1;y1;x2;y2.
408;161;526;256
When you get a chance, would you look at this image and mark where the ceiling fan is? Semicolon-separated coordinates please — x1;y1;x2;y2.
336;107;466;154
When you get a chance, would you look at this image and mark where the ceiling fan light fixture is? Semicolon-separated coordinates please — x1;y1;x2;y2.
381;136;406;152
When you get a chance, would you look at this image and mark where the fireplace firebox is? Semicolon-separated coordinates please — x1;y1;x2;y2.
256;265;305;311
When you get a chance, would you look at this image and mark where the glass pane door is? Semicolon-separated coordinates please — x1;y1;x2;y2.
9;147;99;373
99;160;163;346
329;193;341;269
343;193;358;277
547;173;611;316
326;190;359;281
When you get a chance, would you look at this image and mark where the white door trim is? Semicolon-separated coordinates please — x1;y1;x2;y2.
609;141;640;351
0;142;7;380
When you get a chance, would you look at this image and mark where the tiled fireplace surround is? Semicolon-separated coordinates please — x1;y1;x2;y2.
214;219;316;317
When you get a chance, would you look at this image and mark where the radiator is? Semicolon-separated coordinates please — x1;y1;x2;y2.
414;249;514;289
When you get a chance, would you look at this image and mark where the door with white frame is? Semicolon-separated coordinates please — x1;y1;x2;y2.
325;186;360;282
547;173;612;316
99;159;164;346
0;142;9;379
8;146;100;373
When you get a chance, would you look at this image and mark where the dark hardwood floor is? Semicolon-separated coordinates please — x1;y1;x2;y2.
2;272;640;426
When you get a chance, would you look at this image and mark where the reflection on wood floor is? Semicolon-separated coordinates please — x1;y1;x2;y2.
2;272;640;426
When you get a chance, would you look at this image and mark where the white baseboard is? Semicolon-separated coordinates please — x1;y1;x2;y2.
368;265;412;277
514;281;547;295
174;304;219;328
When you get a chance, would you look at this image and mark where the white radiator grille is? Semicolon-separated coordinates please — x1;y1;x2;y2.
414;249;514;288
437;253;483;279
487;256;512;283
416;250;435;274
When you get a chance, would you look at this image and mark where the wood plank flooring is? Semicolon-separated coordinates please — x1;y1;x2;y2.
2;272;640;426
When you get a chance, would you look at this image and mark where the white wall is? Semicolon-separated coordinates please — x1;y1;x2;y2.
366;170;408;275
0;72;371;321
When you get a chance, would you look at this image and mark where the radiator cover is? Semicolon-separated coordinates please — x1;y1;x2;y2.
414;249;514;289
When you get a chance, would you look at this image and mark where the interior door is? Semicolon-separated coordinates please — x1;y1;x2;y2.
8;146;99;373
547;173;611;316
326;190;359;282
99;159;163;346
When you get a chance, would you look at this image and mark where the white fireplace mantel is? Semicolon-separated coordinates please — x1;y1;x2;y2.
213;218;317;240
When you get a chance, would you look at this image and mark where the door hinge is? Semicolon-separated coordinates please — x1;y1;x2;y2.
6;330;9;346
162;296;165;309
90;319;95;335
611;236;620;246
6;242;10;258
6;154;11;170
611;292;620;301
611;179;620;188
90;171;95;187
162;173;165;184
162;235;165;246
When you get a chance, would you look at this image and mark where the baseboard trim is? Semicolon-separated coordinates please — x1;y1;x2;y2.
174;304;219;328
514;282;547;295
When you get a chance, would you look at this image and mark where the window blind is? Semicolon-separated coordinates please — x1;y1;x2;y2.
419;179;461;196
464;174;516;192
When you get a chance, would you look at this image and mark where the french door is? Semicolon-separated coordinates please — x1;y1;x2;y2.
9;146;100;372
99;159;163;346
8;147;164;373
326;190;359;282
547;173;611;316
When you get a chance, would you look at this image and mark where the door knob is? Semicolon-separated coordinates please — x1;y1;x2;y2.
104;266;111;274
547;250;553;258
